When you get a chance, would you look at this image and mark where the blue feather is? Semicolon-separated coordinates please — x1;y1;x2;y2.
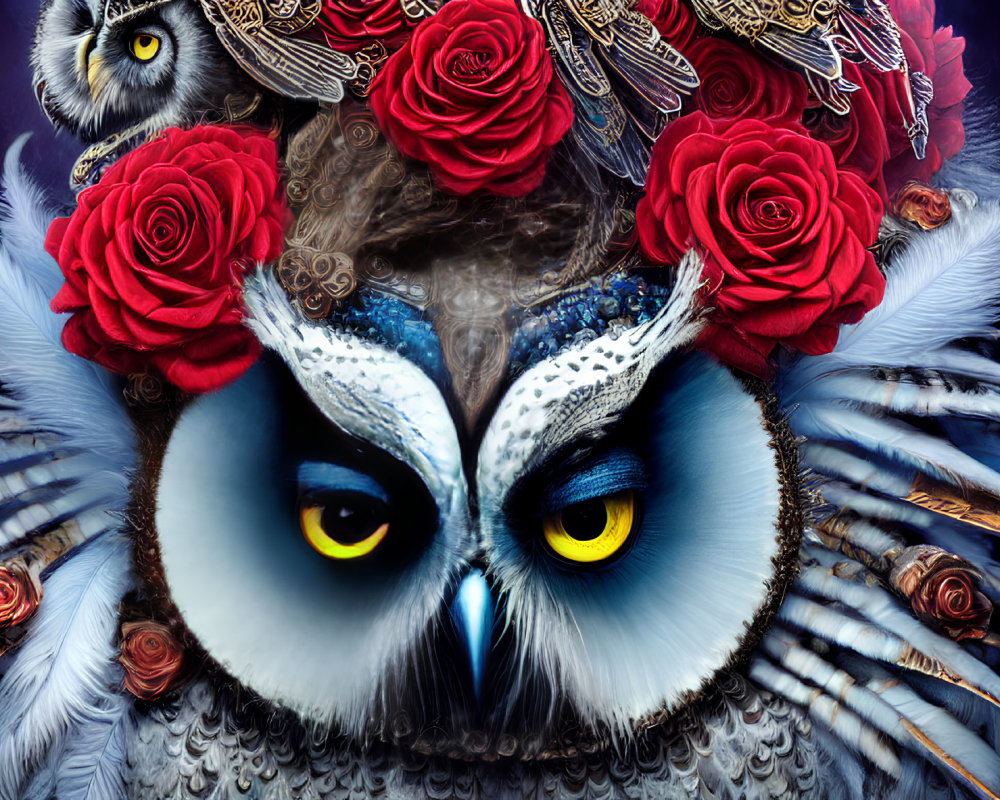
0;533;134;800
935;101;1000;202
793;403;1000;494
782;199;1000;399
0;135;65;301
51;693;130;800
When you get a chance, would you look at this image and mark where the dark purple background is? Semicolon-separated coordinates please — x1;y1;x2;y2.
2;0;998;207
0;0;81;206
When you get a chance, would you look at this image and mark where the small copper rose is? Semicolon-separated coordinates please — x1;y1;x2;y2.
890;545;993;641
892;182;952;230
119;621;185;700
0;561;41;628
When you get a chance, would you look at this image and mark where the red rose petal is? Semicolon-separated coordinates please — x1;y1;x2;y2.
370;0;572;196
45;125;289;392
637;112;885;375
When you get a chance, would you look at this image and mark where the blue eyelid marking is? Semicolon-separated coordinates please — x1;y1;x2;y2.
539;449;647;513
297;462;390;503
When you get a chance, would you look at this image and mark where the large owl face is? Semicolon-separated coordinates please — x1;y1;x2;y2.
32;0;238;142
145;263;802;756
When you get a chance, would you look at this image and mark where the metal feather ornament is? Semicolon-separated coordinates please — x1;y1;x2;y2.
196;0;358;102
686;0;930;156
519;0;699;184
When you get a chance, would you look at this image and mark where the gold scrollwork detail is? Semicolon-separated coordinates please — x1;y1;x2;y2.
277;247;356;318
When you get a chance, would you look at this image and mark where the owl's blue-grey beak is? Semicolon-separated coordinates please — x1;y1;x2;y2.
449;568;494;703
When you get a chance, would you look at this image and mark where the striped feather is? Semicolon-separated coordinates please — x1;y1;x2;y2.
798;440;914;498
762;627;909;743
748;657;902;777
791;404;1000;494
853;660;1000;799
793;560;1000;709
762;626;1000;799
817;481;938;531
795;368;1000;422
0;142;136;558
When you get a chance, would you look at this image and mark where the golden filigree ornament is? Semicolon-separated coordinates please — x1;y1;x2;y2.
399;0;443;20
347;41;391;97
196;0;358;102
70;120;155;190
277;248;356;318
70;89;277;191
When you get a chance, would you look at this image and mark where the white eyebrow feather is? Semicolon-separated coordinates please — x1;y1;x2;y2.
477;251;705;505
243;271;466;516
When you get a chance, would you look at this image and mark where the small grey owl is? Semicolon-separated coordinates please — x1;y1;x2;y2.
32;0;246;144
31;0;357;183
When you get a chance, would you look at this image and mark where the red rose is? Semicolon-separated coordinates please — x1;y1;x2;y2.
47;126;289;393
890;546;993;641
0;562;40;628
636;0;701;51
317;0;416;52
119;621;186;700
369;0;574;196
637;113;885;376
685;38;807;127
803;62;892;201
881;0;971;191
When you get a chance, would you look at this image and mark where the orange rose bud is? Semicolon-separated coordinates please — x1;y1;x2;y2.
119;621;185;700
889;545;993;641
0;561;41;628
892;182;952;230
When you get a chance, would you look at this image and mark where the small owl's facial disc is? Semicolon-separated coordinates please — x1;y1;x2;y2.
32;0;242;141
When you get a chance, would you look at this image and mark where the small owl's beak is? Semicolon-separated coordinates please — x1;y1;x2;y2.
86;48;109;103
449;568;494;703
77;32;95;76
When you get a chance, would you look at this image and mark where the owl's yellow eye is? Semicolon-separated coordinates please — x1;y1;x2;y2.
541;490;637;564
299;497;390;560
130;33;160;61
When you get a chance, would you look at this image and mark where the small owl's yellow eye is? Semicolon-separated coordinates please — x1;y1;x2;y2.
131;33;160;61
541;490;637;564
299;497;389;560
